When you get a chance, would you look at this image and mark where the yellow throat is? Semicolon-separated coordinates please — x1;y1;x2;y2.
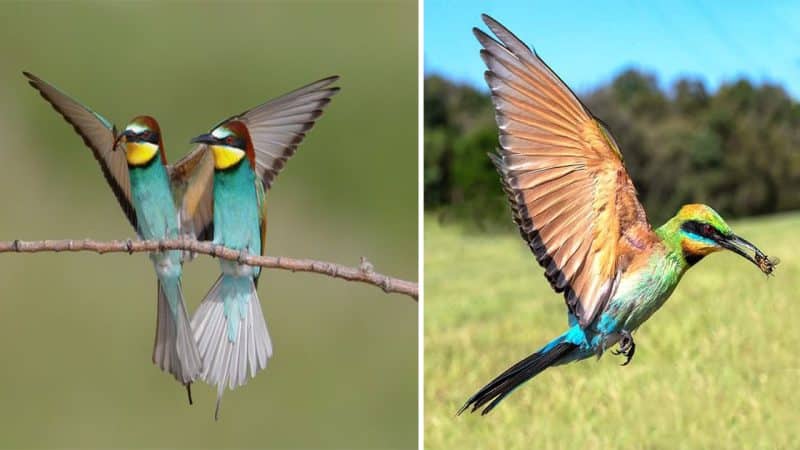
211;144;246;170
125;142;159;165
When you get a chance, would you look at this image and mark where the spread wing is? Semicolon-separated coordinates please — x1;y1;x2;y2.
476;15;650;327
169;76;340;241
24;72;137;229
169;144;214;241
226;76;340;190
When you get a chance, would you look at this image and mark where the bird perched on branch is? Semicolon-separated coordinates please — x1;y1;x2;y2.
188;76;339;419
24;73;206;400
458;15;777;416
24;74;340;418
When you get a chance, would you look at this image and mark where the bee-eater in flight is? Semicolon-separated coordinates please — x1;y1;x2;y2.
458;15;777;416
188;77;339;419
24;73;209;400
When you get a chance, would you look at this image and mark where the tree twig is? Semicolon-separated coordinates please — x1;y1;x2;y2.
0;238;418;301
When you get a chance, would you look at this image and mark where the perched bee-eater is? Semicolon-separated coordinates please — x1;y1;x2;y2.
458;16;777;416
24;73;208;398
187;77;339;419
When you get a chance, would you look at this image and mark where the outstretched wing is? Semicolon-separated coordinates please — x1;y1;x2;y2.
170;76;340;241
24;72;137;229
475;15;650;327
226;76;340;190
169;144;215;241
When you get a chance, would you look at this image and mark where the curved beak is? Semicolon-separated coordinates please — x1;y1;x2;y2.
720;233;777;275
190;133;217;145
112;130;135;152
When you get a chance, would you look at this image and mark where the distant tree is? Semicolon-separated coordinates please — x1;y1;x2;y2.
424;70;800;224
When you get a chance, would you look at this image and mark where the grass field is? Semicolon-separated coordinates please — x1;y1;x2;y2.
425;212;799;449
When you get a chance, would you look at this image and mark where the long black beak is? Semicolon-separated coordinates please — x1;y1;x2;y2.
190;133;217;145
720;233;776;275
112;129;135;152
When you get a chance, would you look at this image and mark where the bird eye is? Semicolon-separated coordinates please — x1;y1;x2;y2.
141;131;151;140
225;136;234;145
703;224;714;235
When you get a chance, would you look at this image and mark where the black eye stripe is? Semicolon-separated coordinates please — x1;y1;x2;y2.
220;135;246;149
681;220;723;240
134;131;159;145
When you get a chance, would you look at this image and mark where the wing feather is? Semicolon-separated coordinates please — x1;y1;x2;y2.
171;76;339;242
478;16;652;327
230;76;340;190
169;144;215;241
23;72;137;229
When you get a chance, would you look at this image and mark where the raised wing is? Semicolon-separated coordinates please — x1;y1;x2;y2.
170;76;340;241
226;76;340;190
475;15;650;327
24;72;137;229
169;144;214;241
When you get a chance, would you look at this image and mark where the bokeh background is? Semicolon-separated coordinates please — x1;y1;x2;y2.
424;1;800;448
0;1;417;448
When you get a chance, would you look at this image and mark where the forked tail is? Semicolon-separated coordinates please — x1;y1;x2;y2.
191;274;272;420
153;279;202;403
458;336;577;415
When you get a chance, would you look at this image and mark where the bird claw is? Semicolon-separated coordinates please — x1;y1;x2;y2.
237;248;248;264
612;329;636;366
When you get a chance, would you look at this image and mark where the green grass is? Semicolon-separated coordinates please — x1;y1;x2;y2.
425;213;800;449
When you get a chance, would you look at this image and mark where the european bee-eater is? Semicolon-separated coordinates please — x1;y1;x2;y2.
188;77;339;419
24;73;207;398
458;16;777;416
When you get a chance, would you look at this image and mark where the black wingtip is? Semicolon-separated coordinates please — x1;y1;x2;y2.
455;402;469;416
473;27;494;47
22;71;41;91
481;14;508;38
316;75;341;88
482;70;495;86
481;13;503;32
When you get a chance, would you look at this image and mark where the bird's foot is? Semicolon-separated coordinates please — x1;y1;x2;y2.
612;329;636;366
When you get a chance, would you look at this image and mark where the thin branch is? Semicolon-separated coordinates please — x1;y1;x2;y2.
0;238;418;301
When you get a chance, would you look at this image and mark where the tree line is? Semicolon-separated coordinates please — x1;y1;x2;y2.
425;70;800;225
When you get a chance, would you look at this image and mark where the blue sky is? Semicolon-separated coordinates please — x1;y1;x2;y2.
425;0;800;99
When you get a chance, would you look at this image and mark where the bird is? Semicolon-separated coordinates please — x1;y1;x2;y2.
458;15;778;416
187;76;339;419
23;73;207;400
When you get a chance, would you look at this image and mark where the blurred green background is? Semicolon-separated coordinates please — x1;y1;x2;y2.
0;1;417;448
